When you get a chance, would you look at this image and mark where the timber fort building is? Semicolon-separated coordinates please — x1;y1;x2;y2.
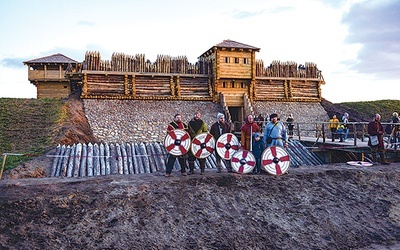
23;40;328;143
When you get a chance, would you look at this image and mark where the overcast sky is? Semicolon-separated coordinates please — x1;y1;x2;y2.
0;0;399;103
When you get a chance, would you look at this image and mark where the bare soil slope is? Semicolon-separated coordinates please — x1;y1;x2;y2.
1;165;400;249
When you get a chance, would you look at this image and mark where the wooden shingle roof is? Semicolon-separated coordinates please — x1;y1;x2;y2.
215;39;260;50
23;53;78;65
199;39;260;58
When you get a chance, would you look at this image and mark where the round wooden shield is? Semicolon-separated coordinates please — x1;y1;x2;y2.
191;133;216;159
231;150;256;174
216;133;240;160
164;129;191;156
261;146;290;175
346;161;373;167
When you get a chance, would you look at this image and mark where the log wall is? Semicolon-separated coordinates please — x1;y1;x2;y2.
254;80;286;100
75;51;324;102
81;72;212;101
254;79;321;101
179;76;210;97
86;74;126;96
135;75;171;97
37;82;70;99
217;50;253;79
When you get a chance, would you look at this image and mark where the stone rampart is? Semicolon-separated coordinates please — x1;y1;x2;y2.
83;100;223;143
83;100;329;143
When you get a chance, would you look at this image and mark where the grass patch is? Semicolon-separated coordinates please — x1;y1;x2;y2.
340;99;400;122
0;98;66;171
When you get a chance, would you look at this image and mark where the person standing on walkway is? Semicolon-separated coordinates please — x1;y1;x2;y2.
342;112;349;141
210;112;233;173
286;114;295;139
240;114;260;151
328;115;340;142
391;112;399;149
263;113;288;148
257;113;265;132
188;110;209;175
165;114;189;177
367;114;390;165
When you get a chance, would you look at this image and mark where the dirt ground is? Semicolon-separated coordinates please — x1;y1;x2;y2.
1;162;400;250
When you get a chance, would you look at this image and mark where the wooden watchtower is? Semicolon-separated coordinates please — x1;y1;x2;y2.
199;40;260;122
23;53;79;98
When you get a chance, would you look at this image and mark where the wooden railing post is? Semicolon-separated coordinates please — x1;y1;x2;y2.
297;123;301;140
353;123;357;146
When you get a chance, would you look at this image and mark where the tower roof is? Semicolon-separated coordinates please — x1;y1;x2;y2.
214;39;260;50
23;53;78;65
199;39;260;58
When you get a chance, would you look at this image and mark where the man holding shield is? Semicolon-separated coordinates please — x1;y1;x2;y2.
188;110;209;175
210;113;233;173
165;114;189;177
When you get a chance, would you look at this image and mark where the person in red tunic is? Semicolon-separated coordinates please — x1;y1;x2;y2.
367;114;390;165
240;114;260;151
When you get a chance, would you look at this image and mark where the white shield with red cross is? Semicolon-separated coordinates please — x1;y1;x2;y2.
261;146;290;175
164;129;191;156
191;133;216;159
346;161;373;167
231;150;256;174
216;133;240;160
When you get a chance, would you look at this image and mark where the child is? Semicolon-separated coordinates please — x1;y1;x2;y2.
252;132;265;174
336;124;345;142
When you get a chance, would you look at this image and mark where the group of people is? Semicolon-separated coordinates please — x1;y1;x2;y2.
329;111;399;165
165;109;398;174
253;113;295;139
328;113;349;142
165;110;233;177
368;112;400;164
165;111;209;177
240;113;289;174
165;111;290;176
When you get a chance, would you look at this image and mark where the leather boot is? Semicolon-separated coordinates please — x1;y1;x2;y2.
200;161;206;175
216;159;222;173
372;154;378;165
189;162;195;175
226;161;233;173
380;152;390;165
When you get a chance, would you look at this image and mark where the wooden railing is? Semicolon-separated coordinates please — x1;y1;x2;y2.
232;121;400;147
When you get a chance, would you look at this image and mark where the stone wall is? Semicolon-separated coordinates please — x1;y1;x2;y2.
83;100;330;143
83;100;223;143
253;101;329;137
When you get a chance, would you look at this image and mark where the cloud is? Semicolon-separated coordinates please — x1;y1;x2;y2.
0;57;27;68
342;0;400;78
77;20;95;27
232;9;265;19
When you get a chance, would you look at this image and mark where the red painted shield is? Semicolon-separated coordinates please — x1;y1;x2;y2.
231;150;256;174
191;133;216;159
164;129;191;156
261;146;290;175
216;133;240;160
